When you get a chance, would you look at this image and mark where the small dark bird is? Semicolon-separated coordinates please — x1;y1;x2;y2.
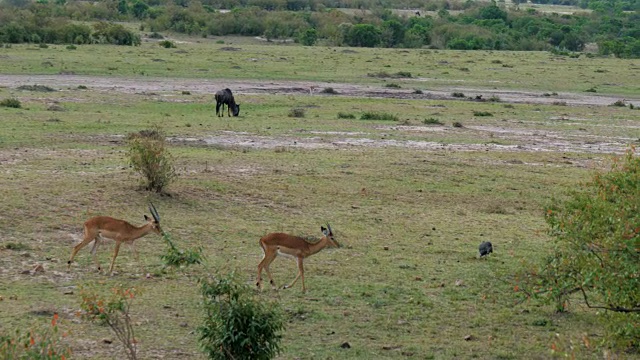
479;241;493;258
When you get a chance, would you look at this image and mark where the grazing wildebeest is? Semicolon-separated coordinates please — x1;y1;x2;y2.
214;88;240;117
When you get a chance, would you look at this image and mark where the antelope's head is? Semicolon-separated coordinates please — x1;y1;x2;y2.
321;224;340;248
145;202;164;235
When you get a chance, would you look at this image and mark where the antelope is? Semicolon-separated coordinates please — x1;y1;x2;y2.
256;224;340;293
67;203;163;275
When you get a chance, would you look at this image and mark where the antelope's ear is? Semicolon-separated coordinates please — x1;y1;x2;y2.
321;226;327;235
144;215;150;221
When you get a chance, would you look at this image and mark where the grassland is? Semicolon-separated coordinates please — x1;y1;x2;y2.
0;39;639;359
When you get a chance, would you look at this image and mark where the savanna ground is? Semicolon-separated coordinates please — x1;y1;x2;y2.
0;35;639;359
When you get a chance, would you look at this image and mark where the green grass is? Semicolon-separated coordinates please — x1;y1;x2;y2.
0;41;639;95
0;39;639;360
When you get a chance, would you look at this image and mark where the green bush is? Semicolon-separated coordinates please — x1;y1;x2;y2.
360;112;398;121
288;108;305;118
159;40;175;48
516;148;640;349
337;112;356;119
0;98;21;108
126;128;176;193
199;272;284;360
161;232;204;268
423;117;444;125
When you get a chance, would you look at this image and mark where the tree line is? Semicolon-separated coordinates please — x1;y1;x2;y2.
0;0;638;57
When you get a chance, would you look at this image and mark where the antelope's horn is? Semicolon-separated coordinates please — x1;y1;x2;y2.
149;202;161;222
327;223;333;235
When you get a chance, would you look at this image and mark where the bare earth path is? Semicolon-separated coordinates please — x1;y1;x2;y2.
0;74;638;107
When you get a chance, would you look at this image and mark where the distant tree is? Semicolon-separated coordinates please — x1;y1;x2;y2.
298;27;317;45
132;0;150;19
380;19;404;47
345;23;381;47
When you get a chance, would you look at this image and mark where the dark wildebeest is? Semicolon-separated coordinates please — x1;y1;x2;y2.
214;88;240;117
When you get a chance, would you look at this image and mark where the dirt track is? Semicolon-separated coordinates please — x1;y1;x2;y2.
0;74;638;107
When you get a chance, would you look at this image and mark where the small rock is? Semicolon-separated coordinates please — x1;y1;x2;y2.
20;252;31;258
9;295;18;300
21;269;31;275
455;279;464;287
340;342;351;349
102;338;113;344
464;335;474;341
383;246;389;250
343;311;350;317
179;322;188;327
415;276;422;281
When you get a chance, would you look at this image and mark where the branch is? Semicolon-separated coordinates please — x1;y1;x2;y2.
579;287;640;313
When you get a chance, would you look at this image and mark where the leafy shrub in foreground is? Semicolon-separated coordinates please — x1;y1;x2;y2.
161;232;204;267
199;272;284;360
0;314;71;360
80;285;139;360
516;147;640;349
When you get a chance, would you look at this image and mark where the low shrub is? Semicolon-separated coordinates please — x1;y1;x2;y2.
0;314;71;359
159;40;176;48
161;233;204;268
337;112;356;119
360;112;398;121
423;117;444;125
288;108;305;118
473;111;493;116
199;272;285;360
126;127;176;193
17;85;55;92
0;98;21;108
320;87;337;94
80;285;139;360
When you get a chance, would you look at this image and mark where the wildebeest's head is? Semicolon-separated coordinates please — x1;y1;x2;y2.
232;103;240;116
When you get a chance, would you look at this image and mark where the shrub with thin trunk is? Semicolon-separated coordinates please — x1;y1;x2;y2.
80;285;139;360
126;128;176;193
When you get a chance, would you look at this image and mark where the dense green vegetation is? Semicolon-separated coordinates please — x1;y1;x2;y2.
0;0;639;56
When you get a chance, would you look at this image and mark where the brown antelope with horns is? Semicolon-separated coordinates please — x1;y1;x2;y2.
67;203;163;275
256;224;340;293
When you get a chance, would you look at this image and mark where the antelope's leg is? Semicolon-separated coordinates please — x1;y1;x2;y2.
68;230;97;270
89;236;103;272
109;241;122;275
284;257;303;290
257;251;278;289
